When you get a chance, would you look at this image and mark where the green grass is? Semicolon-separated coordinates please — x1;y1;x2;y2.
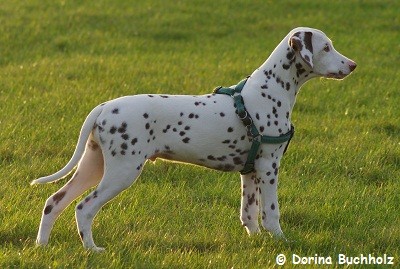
1;0;399;268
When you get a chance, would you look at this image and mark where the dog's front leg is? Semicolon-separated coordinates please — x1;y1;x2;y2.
256;157;285;238
240;172;261;234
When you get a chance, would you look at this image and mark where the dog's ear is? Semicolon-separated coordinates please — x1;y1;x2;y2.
289;31;314;68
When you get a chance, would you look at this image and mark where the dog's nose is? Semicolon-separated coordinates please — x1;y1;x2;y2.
349;61;357;72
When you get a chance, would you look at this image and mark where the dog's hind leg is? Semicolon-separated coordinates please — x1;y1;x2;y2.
36;138;104;246
75;157;144;251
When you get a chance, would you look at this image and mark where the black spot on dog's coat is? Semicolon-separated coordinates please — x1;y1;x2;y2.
109;126;117;134
118;122;127;133
53;191;66;205
44;205;53;215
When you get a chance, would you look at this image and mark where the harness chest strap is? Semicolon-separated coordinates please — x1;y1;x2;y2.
214;78;295;175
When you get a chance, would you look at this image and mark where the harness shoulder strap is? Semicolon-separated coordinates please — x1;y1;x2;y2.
213;78;247;96
240;125;294;174
260;125;295;144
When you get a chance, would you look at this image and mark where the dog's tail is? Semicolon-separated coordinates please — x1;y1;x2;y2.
30;104;104;185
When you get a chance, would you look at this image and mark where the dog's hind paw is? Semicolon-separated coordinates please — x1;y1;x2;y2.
89;246;105;252
35;238;48;247
30;179;39;185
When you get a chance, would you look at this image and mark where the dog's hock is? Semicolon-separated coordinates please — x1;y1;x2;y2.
289;31;314;68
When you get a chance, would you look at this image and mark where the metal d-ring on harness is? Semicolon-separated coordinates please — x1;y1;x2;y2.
214;78;295;175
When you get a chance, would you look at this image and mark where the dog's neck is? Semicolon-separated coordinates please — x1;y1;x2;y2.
245;37;318;116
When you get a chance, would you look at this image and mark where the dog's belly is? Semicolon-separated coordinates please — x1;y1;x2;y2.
148;142;249;172
95;94;252;172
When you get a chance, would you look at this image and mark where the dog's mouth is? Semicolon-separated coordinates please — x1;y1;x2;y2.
326;71;348;80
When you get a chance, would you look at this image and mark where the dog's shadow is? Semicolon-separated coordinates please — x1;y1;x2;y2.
0;226;34;248
145;239;219;254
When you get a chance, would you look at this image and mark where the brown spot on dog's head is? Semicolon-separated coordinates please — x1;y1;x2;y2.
303;31;313;53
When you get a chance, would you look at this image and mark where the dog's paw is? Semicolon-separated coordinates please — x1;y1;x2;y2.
35;238;48;247
273;234;295;244
30;179;40;185
272;232;287;240
244;224;261;235
90;246;106;252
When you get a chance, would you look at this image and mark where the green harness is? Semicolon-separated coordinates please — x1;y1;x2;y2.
214;78;295;175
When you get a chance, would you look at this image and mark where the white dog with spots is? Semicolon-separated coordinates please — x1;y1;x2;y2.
32;27;356;251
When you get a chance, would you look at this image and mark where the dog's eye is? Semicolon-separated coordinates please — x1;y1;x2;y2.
323;44;330;52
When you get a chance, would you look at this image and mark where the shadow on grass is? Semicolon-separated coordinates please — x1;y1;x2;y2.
138;237;221;254
373;123;400;138
0;223;37;247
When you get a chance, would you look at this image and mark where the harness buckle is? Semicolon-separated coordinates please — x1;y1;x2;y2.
251;133;261;141
237;110;248;120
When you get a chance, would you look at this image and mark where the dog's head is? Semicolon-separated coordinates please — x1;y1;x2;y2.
289;27;357;80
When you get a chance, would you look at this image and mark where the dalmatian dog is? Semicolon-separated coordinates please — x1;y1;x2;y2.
31;27;356;251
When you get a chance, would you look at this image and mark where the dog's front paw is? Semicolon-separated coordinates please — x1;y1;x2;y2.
244;223;261;235
272;232;287;240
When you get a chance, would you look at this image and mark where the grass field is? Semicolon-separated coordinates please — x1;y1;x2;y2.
0;0;399;268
